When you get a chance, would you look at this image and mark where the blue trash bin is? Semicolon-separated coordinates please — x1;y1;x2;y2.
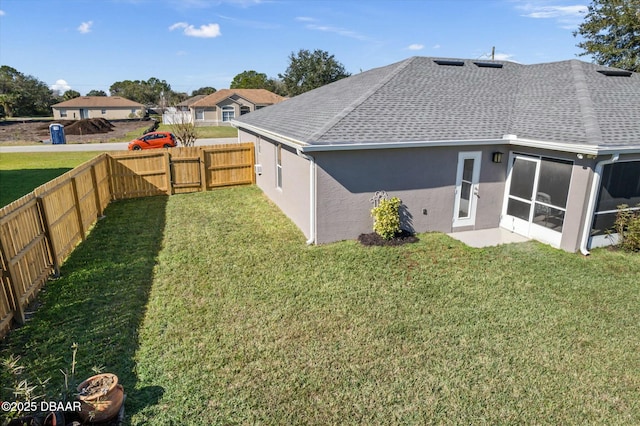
49;123;67;145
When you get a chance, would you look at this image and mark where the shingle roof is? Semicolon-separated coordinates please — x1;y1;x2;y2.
234;57;640;149
177;95;207;107
52;96;144;108
191;89;286;107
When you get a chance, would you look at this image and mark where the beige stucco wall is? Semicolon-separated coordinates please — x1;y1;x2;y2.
52;107;144;120
195;99;258;126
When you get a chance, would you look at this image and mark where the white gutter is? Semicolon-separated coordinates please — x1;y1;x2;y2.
579;153;620;255
296;149;316;245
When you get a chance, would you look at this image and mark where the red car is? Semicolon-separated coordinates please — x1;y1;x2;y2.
128;132;177;150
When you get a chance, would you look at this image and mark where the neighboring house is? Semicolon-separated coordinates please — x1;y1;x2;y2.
179;89;286;126
52;96;145;120
232;56;640;253
162;95;207;125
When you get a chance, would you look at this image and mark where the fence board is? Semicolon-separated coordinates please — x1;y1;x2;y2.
0;198;53;323
109;151;170;199
202;144;255;189
0;144;255;338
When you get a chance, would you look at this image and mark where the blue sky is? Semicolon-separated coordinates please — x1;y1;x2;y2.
0;0;592;95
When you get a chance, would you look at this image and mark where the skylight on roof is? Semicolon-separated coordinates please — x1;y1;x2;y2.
597;70;632;77
434;60;464;66
473;62;503;68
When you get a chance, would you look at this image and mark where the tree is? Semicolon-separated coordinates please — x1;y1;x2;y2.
86;90;107;96
191;87;216;96
0;65;56;117
169;108;197;147
574;0;640;72
278;49;351;96
109;77;173;105
63;90;81;101
231;70;271;89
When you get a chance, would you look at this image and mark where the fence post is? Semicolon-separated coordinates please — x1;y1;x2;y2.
164;151;173;195
250;144;256;184
37;197;60;277
0;231;20;322
199;148;208;192
90;163;103;218
70;176;86;241
107;154;116;201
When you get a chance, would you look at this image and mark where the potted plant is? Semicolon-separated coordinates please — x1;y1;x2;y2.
76;373;124;423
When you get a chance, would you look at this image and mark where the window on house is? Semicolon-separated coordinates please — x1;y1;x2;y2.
101;109;106;114
240;106;251;115
60;109;67;118
222;106;235;122
195;108;204;120
276;144;282;189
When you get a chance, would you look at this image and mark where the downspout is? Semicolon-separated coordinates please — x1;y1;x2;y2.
579;153;619;255
297;149;316;245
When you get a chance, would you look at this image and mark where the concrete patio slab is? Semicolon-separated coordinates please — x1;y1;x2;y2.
447;228;530;248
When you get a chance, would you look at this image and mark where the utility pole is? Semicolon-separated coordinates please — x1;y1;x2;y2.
491;46;495;61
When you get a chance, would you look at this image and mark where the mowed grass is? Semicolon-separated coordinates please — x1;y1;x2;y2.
124;125;238;141
0;152;105;206
1;186;639;424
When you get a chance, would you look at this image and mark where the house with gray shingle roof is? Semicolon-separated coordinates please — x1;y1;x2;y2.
51;96;145;120
232;56;640;253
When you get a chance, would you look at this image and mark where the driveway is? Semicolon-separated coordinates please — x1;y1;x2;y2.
0;138;239;153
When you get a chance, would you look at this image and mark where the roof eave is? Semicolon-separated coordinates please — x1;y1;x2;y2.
232;123;640;156
232;120;308;148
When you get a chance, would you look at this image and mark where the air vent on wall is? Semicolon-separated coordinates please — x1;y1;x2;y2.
597;70;632;77
473;61;503;68
434;59;464;66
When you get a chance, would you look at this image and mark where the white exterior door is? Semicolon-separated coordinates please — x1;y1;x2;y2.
453;151;482;228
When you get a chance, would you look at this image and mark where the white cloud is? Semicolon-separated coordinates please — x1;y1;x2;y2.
522;4;587;18
0;10;6;16
493;53;515;61
169;22;221;38
295;16;315;22
78;21;93;34
517;3;587;29
407;44;424;51
433;44;441;49
305;24;368;41
170;0;263;9
50;79;72;92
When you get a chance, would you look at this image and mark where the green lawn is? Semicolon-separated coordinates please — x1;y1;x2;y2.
1;187;639;424
0;152;105;206
126;125;238;140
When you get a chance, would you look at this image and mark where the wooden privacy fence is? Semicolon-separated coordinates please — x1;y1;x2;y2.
0;143;254;339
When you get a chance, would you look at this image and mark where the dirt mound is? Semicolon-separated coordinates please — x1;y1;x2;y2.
63;118;115;135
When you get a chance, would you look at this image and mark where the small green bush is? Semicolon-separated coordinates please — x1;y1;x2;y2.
371;197;401;240
613;204;640;252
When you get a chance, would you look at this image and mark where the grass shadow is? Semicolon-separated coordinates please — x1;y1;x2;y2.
0;195;168;421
